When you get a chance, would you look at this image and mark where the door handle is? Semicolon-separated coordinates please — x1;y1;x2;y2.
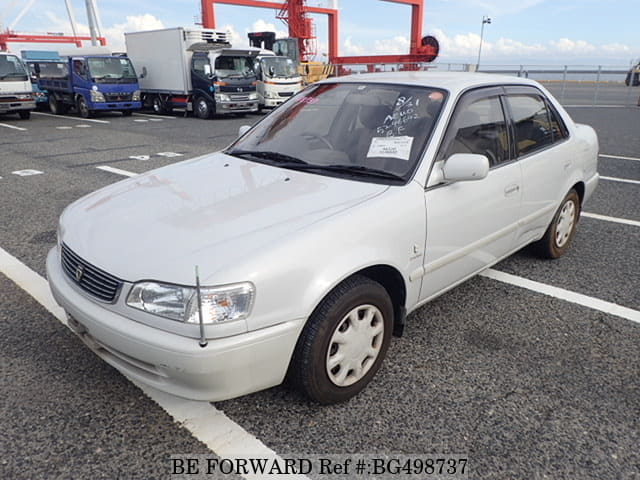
504;184;520;196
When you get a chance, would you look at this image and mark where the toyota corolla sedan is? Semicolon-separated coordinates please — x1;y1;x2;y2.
47;72;599;404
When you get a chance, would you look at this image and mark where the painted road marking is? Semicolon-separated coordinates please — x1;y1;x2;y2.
76;124;92;128
56;126;73;130
96;166;137;177
0;122;27;131
134;113;175;120
129;155;151;161
157;152;183;158
601;176;640;186
481;269;640;325
12;169;44;176
32;111;110;124
582;212;640;228
134;119;149;123
0;246;302;480
564;105;629;108
600;154;640;162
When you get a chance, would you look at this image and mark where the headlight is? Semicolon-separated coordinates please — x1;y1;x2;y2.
126;281;255;324
215;93;230;102
132;90;141;102
249;92;258;100
17;93;33;100
90;90;105;102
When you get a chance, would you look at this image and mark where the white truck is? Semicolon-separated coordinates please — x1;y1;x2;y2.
0;52;35;119
254;52;302;110
125;28;259;118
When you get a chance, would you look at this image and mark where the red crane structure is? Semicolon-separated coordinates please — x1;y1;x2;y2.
200;0;438;66
0;30;106;52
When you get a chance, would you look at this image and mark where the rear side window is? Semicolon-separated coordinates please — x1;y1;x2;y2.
506;94;555;156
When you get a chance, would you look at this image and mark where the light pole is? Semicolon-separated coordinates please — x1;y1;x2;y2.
476;15;491;71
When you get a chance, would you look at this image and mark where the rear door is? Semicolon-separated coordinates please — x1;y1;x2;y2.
420;87;522;301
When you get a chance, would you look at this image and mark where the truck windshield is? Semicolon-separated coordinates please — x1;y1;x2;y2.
0;55;28;81
261;57;298;79
88;57;137;83
214;55;256;79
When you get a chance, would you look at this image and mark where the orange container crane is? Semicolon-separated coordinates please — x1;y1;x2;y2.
200;0;438;66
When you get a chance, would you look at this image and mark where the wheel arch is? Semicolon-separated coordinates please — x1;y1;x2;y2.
572;181;585;205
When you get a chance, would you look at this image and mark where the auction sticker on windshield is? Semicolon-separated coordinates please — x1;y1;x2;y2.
367;136;414;160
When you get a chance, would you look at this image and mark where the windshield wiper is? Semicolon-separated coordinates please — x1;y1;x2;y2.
227;149;308;165
311;164;405;181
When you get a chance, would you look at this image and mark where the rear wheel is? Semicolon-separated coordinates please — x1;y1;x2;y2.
151;96;171;114
48;95;69;115
77;96;93;118
194;96;212;119
289;275;393;404
535;189;580;259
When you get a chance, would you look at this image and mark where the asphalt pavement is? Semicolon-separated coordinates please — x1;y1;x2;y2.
1;88;638;480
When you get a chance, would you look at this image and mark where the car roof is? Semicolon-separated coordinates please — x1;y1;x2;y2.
323;71;542;95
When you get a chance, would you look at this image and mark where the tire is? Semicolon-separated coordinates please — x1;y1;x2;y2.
151;96;171;114
49;95;60;114
633;72;640;87
77;96;93;118
194;96;212;119
289;275;393;404
535;189;580;259
121;110;133;117
18;110;30;120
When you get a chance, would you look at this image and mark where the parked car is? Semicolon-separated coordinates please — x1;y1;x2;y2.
47;72;599;404
625;61;640;86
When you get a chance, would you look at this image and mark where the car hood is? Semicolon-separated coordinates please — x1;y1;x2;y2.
61;152;388;284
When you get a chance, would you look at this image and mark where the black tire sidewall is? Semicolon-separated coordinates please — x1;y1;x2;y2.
195;97;211;119
292;276;393;404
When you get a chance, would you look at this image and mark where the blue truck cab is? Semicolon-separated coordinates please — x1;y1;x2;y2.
36;54;141;117
21;50;60;108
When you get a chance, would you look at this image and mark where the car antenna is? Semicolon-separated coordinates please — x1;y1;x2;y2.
195;266;208;348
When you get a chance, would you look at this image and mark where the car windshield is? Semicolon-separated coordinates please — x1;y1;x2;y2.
214;55;256;79
261;56;298;78
0;55;28;81
227;82;446;184
88;57;137;83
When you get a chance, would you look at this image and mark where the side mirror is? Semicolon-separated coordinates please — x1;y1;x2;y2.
140;66;147;79
238;125;251;137
268;66;275;77
442;153;489;182
203;64;212;77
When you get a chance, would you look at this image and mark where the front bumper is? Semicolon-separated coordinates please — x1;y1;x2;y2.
0;99;36;113
217;100;258;113
46;247;305;401
92;101;142;111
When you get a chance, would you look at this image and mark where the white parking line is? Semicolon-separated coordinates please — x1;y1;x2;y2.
32;111;110;124
96;166;137;177
0;246;301;480
481;269;640;325
600;154;640;162
582;212;640;228
564;105;628;108
600;176;640;186
134;113;174;119
0;122;27;131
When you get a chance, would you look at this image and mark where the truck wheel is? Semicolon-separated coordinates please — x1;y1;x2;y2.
77;96;93;118
121;110;133;117
152;96;170;114
18;111;31;120
288;275;393;404
194;96;212;119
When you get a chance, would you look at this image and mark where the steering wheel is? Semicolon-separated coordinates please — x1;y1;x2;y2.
302;133;334;150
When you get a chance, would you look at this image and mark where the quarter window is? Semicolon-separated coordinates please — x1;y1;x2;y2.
506;94;555;156
441;95;510;167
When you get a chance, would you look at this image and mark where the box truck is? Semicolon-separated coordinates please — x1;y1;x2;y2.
0;52;35;119
125;27;259;118
254;53;302;110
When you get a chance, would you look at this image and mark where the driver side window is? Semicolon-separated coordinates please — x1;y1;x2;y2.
441;95;510;167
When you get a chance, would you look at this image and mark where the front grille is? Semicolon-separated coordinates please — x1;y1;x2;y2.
278;92;294;98
61;244;123;303
104;93;132;102
228;93;250;101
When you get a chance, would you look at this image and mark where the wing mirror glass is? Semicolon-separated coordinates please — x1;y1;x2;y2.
140;66;147;79
442;153;490;182
238;125;251;137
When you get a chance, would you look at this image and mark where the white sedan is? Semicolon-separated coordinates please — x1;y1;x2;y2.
47;72;599;404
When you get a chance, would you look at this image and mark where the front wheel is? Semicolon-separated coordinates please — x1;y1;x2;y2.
121;110;133;117
289;275;393;404
77;96;93;118
535;189;580;258
194;96;212;119
18;110;31;120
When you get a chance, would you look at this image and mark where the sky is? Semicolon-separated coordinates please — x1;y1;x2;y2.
1;0;639;67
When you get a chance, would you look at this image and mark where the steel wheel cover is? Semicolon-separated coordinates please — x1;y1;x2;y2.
326;304;385;387
555;199;576;247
